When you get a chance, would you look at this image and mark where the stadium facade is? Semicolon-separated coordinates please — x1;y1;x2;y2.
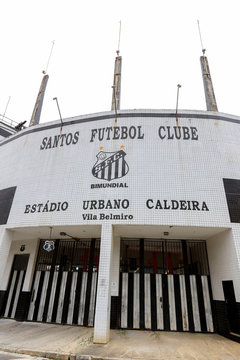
0;51;239;344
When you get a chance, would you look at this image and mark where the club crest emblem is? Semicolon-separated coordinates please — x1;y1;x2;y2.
43;240;55;252
92;149;129;181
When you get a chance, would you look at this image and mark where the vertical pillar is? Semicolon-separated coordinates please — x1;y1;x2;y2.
111;236;120;296
94;224;113;344
111;55;122;111
0;228;13;289
200;56;218;112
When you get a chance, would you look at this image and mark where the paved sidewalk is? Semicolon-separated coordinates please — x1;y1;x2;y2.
0;319;240;360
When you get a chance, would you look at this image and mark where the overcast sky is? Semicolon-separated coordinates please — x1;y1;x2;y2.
1;0;240;126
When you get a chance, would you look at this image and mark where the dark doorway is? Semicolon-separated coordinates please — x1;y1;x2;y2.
3;254;29;318
222;280;239;334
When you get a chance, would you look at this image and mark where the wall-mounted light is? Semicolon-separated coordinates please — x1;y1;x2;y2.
20;244;25;252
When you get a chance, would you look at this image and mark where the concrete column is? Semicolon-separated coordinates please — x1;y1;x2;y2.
200;56;218;112
93;224;113;344
111;55;122;111
111;235;120;296
0;228;13;290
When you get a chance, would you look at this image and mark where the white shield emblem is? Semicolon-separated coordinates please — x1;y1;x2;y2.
43;240;55;252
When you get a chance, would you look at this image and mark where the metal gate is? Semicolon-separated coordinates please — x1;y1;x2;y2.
3;254;29;319
116;238;214;332
28;238;99;326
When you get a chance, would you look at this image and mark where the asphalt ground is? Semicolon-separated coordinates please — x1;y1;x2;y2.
0;319;240;360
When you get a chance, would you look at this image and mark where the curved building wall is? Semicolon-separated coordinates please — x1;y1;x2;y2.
0;109;240;339
0;109;239;228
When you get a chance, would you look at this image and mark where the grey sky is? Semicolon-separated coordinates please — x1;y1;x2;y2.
1;0;240;126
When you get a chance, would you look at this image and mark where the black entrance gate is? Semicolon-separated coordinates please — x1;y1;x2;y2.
28;238;99;326
112;238;214;333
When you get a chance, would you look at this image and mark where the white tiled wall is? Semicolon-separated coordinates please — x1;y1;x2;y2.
0;109;240;337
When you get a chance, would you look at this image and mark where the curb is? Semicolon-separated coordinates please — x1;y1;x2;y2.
0;348;126;360
0;347;74;360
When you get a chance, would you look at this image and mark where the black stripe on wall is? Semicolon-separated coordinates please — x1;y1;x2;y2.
15;291;31;321
0;187;16;225
223;178;240;223
72;271;83;324
83;238;96;326
139;239;145;329
0;291;6;316
184;275;194;332
119;272;122;328
33;271;45;321
174;275;183;332
196;275;207;332
150;274;157;331
51;271;63;323
127;272;133;329
61;272;73;324
8;271;20;317
162;274;170;331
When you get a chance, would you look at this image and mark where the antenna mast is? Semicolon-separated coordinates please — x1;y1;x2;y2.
29;41;55;127
176;84;181;128
1;96;11;124
111;21;122;114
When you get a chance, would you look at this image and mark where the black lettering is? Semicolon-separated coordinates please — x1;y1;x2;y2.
105;200;112;209
192;201;200;210
191;127;198;140
137;126;144;139
129;126;136;139
60;134;67;146
50;203;57;211
171;200;179;209
37;204;43;212
174;126;181;139
72;131;79;144
164;200;171;209
42;201;49;212
98;128;104;141
114;199;121;209
155;200;163;209
66;133;73;145
90;200;97;209
158;126;166;139
182;127;190;140
202;202;209;211
40;137;48;150
98;200;105;209
24;205;31;213
167;126;174;139
106;127;113;140
53;135;61;148
180;200;187;210
46;137;52;149
121;126;128;139
122;199;129;209
90;129;98;142
31;204;37;213
83;201;89;210
146;199;154;209
113;127;120;139
61;202;68;211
